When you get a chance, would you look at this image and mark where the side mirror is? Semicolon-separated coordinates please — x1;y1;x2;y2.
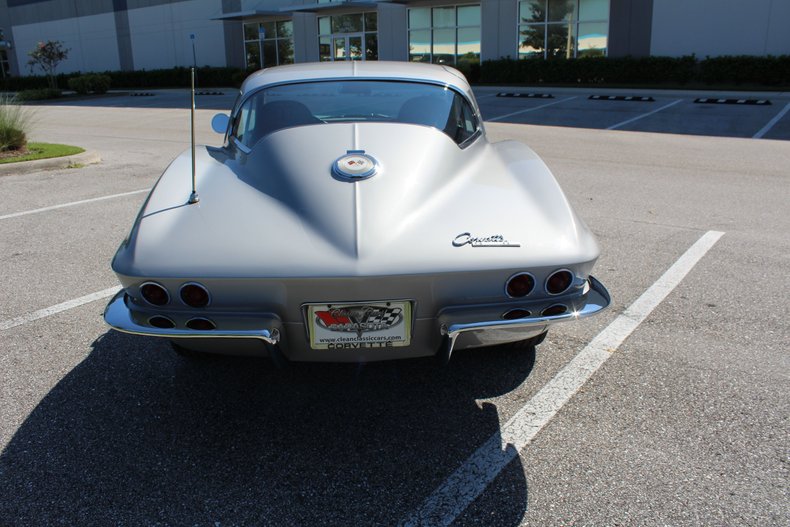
211;113;229;134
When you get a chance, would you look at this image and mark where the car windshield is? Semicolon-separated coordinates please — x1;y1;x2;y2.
231;80;479;147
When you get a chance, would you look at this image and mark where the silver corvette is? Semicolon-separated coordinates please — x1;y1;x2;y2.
103;61;610;363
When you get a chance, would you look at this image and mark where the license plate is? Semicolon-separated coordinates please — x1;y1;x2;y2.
306;301;412;350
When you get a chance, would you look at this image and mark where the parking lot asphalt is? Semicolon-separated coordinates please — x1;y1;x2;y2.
0;88;788;526
38;85;790;141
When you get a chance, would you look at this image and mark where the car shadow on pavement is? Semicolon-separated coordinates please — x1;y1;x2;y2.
0;330;534;526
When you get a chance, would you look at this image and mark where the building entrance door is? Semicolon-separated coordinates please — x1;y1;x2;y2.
332;34;364;60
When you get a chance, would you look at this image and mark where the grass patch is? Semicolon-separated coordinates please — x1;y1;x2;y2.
0;142;84;164
0;96;33;151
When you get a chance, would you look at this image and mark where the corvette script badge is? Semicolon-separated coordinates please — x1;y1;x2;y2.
452;232;520;247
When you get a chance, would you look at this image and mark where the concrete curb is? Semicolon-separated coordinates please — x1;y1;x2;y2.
0;150;101;177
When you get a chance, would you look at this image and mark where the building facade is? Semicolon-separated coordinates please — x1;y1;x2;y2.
0;0;788;79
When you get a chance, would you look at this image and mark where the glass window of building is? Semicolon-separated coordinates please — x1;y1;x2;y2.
408;5;480;77
518;0;609;59
244;19;294;70
0;50;9;80
318;12;378;61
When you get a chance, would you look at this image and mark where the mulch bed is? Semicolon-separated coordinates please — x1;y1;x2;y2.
0;146;32;160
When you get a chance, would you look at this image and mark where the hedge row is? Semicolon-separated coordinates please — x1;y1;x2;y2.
479;55;790;86
3;56;790;91
1;66;247;92
104;66;247;89
68;74;111;94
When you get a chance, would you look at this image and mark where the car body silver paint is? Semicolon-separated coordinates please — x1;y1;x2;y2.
106;62;608;362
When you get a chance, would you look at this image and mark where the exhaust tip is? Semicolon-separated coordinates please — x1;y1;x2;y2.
148;315;175;329
542;304;567;317
502;308;531;320
186;317;216;331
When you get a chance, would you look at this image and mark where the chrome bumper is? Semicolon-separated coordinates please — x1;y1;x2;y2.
104;276;609;364
437;276;611;362
103;291;281;345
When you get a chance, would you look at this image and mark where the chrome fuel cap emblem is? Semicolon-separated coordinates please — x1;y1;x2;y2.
332;150;379;180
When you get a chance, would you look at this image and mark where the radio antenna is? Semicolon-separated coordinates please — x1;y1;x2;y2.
188;67;200;204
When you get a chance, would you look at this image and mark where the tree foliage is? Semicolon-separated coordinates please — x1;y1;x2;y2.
27;40;69;89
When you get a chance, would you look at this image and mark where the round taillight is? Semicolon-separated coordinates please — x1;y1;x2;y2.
140;282;169;306
542;304;567;317
186;318;216;331
506;273;535;298
502;308;530;320
546;270;573;295
180;283;210;308
148;316;175;329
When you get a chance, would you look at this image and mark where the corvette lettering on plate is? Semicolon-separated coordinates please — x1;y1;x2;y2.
307;301;412;350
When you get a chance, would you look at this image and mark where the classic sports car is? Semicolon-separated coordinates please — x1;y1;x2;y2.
104;61;610;363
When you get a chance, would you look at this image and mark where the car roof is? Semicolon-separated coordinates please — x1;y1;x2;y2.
240;61;473;97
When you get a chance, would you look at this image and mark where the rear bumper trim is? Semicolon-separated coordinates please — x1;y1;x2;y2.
439;275;610;362
103;291;280;345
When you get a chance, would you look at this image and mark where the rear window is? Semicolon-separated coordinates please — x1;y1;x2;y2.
230;80;479;148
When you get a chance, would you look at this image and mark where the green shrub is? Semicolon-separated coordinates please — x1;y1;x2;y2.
480;55;698;85
67;75;90;94
68;73;111;94
699;55;790;86
2;55;789;92
480;54;790;87
1;66;244;92
0;97;33;151
15;88;62;101
456;54;481;83
90;74;111;93
105;66;244;88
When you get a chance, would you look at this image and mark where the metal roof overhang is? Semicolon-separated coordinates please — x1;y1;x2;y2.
279;1;379;13
211;10;285;21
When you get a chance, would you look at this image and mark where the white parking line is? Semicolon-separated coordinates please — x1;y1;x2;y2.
753;101;790;139
400;230;725;527
606;99;683;130
487;96;577;122
0;189;149;221
0;286;120;332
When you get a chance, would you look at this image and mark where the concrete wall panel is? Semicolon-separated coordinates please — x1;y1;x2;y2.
128;0;226;69
12;12;120;74
377;1;407;61
481;0;518;61
608;0;651;57
651;0;789;57
292;12;318;63
765;0;790;55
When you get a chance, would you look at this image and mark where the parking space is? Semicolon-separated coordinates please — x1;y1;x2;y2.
623;98;784;138
488;95;680;130
757;102;790;140
0;94;788;525
475;87;790;140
